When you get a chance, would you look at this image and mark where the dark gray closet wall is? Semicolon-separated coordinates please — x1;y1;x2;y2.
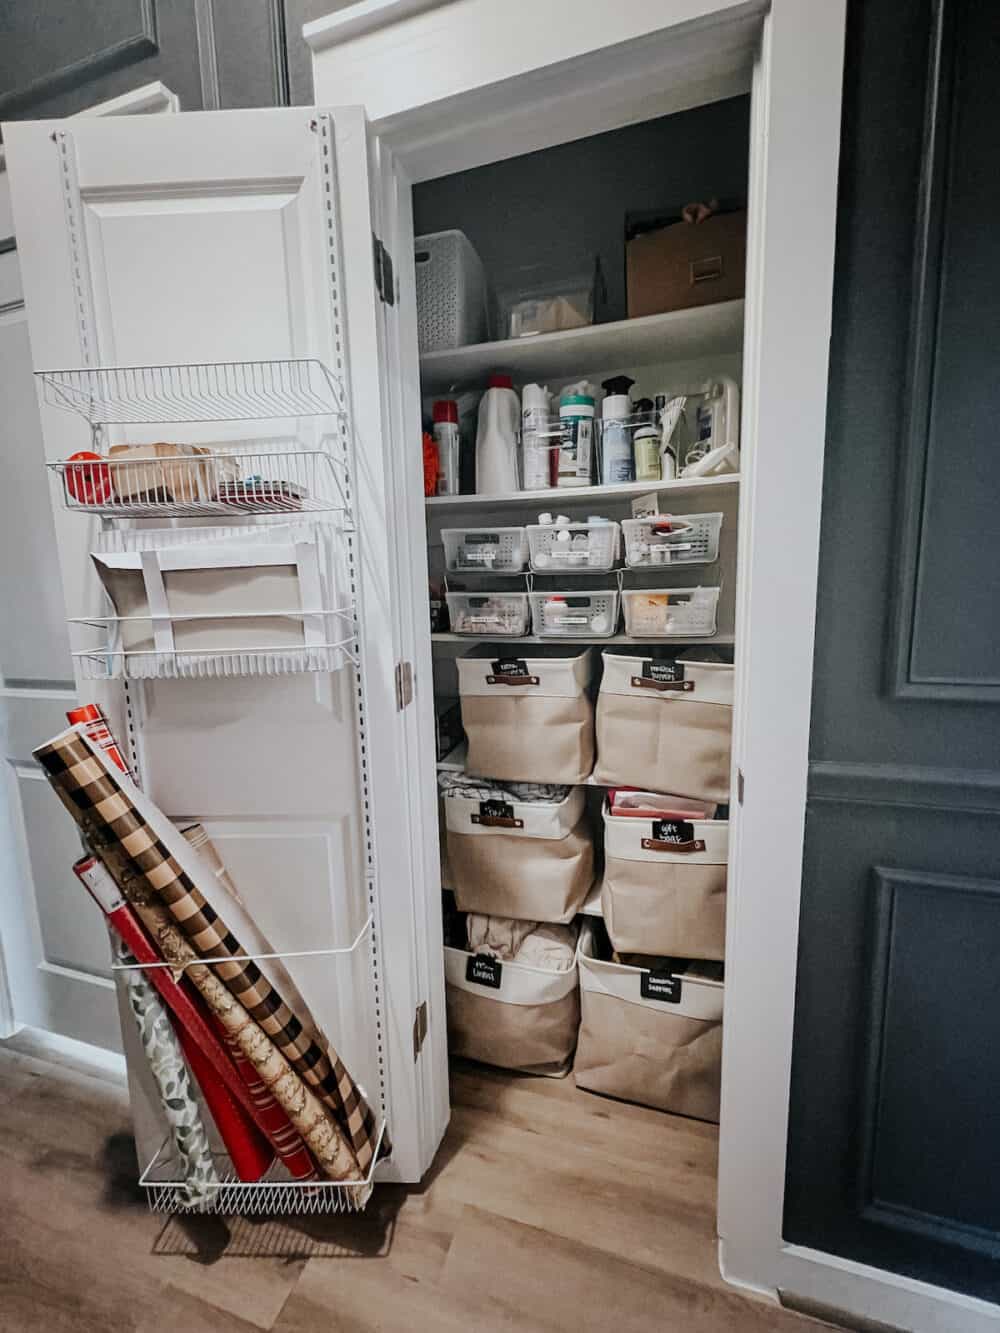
785;0;1000;1305
413;97;750;326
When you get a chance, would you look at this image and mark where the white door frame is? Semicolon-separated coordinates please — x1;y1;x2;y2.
309;1;1000;1326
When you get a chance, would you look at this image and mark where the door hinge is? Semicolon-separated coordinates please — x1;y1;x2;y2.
372;233;395;306
412;1000;428;1060
737;768;745;805
395;660;414;710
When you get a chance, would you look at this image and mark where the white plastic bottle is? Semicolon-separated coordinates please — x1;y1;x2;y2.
600;389;635;484
476;373;520;494
521;382;552;491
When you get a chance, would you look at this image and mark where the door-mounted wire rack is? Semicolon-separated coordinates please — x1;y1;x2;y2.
38;358;392;1214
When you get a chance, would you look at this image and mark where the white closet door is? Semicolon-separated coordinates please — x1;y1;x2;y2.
2;108;444;1182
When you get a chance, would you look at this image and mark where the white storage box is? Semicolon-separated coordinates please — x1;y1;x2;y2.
446;592;529;637
444;786;592;923
601;800;728;960
529;590;619;638
445;944;580;1076
622;513;723;568
527;522;620;573
442;527;529;574
458;644;597;783
415;230;488;352
621;586;720;638
574;922;723;1120
594;649;734;799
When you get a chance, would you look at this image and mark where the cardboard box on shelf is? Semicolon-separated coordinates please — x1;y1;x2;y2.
626;209;746;319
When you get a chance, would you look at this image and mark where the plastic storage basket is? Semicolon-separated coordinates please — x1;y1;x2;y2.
530;590;619;638
442;527;529;573
527;522;620;573
621;586;720;638
621;513;723;568
415;230;489;353
446;592;529;636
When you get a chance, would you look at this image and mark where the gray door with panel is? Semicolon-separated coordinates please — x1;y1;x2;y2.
785;0;1000;1303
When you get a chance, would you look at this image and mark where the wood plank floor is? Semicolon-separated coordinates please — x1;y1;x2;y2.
0;1037;829;1332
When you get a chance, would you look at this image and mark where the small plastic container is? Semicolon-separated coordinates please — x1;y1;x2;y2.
446;592;529;636
530;590;619;638
527;521;619;573
622;513;723;568
621;587;720;638
442;527;529;573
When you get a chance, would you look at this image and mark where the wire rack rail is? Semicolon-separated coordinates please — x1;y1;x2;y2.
37;359;348;425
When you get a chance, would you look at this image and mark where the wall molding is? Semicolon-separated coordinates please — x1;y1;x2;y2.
858;867;1000;1259
808;759;1000;812
0;1;159;119
885;0;999;704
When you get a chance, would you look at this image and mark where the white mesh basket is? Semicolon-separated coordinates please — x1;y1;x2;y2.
622;513;723;568
442;527;529;573
447;592;529;636
529;590;619;638
527;522;620;573
621;587;720;638
415;230;489;352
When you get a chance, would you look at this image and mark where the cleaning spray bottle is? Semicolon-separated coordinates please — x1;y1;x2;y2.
681;376;740;476
599;375;635;484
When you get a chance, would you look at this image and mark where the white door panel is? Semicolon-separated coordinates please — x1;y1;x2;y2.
3;107;439;1180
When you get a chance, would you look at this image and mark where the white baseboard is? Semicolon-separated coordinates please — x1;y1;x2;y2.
1;1024;127;1085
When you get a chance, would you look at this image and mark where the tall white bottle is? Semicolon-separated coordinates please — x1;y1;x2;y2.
476;373;520;494
521;382;552;491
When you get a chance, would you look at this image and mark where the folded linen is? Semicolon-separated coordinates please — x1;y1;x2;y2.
466;914;578;971
466;914;538;960
438;773;572;804
512;922;578;972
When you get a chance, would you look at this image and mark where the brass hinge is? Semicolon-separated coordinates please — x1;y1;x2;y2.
412;1001;428;1060
395;660;414;710
737;768;745;805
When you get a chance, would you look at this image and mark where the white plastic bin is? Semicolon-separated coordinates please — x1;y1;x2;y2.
446;592;529;637
529;590;619;638
621;586;720;638
442;527;529;574
444;786;593;923
622;513;723;568
445;944;580;1076
457;644;596;783
527;522;620;573
601;800;728;960
414;230;488;352
574;922;723;1120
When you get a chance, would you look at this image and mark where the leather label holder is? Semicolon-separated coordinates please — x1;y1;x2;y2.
642;818;705;854
472;799;523;829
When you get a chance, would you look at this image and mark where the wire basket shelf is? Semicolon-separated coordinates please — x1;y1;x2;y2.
140;1120;387;1216
49;439;347;517
73;639;356;681
36;359;348;425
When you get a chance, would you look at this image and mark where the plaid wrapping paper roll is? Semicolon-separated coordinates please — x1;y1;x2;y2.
35;726;384;1174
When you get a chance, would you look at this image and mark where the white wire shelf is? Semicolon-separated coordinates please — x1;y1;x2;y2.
49;439;347;517
112;916;373;972
140;1119;387;1216
73;639;356;681
36;359;347;425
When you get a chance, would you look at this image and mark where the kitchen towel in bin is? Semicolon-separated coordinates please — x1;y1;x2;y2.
440;775;593;923
445;933;580;1077
594;648;733;800
601;797;727;960
458;643;596;783
574;922;723;1121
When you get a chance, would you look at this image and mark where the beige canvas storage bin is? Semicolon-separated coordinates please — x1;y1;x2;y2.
594;650;733;799
444;786;592;923
445;944;580;1076
574;923;723;1121
601;801;728;960
458;644;596;783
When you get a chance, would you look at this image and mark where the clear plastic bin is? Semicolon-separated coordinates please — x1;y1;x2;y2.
527;522;620;573
622;513;723;568
442;527;529;573
529;591;619;638
621;587;720;638
446;592;529;636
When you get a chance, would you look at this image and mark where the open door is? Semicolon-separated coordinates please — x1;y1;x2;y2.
2;107;448;1184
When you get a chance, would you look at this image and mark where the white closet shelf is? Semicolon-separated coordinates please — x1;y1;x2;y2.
419;301;745;394
426;472;739;512
431;632;734;645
